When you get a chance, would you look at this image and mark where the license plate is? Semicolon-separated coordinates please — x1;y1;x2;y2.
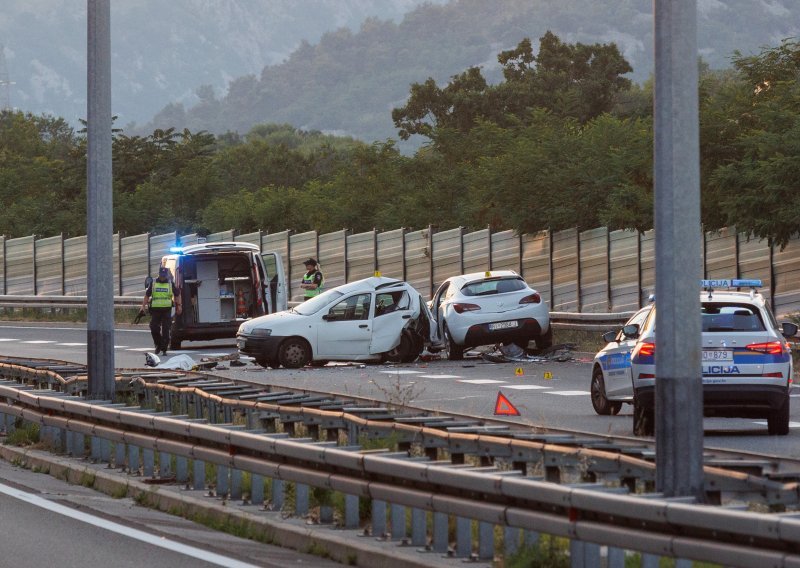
236;339;246;349
488;320;519;331
702;350;733;362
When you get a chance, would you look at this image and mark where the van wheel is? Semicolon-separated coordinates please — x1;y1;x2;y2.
590;368;622;416
633;396;654;436
768;396;790;435
278;338;311;369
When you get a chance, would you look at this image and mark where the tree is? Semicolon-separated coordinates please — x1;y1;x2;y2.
392;32;633;143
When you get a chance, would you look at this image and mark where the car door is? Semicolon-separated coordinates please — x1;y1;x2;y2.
604;307;651;397
370;290;413;354
316;292;373;357
261;251;288;313
430;281;451;337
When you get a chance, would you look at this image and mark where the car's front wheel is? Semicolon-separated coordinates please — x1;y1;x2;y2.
590;367;622;416
444;325;463;360
278;338;311;369
768;396;790;436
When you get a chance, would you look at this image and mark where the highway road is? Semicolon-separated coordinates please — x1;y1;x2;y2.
0;457;338;568
1;322;799;458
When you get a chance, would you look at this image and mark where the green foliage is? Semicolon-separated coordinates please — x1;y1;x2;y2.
504;536;570;568
5;421;40;446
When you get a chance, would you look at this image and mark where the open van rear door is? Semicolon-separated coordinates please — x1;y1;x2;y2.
261;252;288;313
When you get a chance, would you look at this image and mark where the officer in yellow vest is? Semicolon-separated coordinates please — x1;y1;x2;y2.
300;258;324;301
141;266;182;355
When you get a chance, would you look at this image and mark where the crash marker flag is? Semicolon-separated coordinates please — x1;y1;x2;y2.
515;367;524;376
494;392;520;416
543;371;553;380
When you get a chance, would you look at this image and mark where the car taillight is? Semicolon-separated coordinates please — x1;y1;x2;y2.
637;373;656;380
453;303;481;314
519;293;541;304
762;372;784;378
634;342;655;357
745;341;783;355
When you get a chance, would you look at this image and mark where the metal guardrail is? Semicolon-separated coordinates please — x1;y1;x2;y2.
0;294;631;331
0;361;799;566
0;295;142;310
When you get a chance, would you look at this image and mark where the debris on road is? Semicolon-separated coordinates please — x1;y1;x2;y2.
481;343;576;364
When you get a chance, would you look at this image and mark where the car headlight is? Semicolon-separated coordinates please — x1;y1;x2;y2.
251;328;272;337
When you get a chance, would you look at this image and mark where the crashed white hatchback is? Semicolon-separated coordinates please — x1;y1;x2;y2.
236;277;440;368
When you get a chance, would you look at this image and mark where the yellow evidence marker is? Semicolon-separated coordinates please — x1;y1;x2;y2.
515;367;524;376
543;371;553;380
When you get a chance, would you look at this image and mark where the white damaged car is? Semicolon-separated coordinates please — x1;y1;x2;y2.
236;276;440;368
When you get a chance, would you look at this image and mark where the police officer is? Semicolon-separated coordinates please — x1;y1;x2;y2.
141;266;182;355
300;258;324;301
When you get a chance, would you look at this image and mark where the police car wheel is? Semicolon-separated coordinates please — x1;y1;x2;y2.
279;338;311;369
633;397;654;437
590;368;621;416
768;397;790;436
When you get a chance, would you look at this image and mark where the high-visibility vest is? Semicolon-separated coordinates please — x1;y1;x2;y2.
302;271;324;298
150;280;174;309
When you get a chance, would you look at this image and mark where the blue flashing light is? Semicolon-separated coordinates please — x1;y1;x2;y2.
169;246;184;254
701;279;762;289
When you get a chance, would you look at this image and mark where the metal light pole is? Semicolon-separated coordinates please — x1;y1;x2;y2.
87;0;115;399
653;0;704;497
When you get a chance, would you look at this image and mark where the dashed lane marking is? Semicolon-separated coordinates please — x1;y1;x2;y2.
21;340;56;344
58;343;86;346
379;370;423;374
545;390;591;396
0;338;18;342
458;379;507;385
503;385;552;390
419;374;463;379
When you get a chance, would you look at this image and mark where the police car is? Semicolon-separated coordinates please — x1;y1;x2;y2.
592;279;797;436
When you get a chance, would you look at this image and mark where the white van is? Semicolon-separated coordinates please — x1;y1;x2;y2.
158;242;287;349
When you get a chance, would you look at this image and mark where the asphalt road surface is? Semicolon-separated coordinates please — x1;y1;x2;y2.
0;458;339;568
1;322;799;458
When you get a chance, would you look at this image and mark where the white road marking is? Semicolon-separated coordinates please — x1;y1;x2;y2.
545;390;590;396
751;421;800;428
0;338;18;342
458;379;507;385
58;343;87;347
419;374;463;379
114;345;129;349
379;370;422;374
0;482;260;568
126;347;155;352
21;340;56;344
503;385;552;390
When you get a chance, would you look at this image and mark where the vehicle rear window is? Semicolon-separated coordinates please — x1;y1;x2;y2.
701;303;765;332
461;278;526;296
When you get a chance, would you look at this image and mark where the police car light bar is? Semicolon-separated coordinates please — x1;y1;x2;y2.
701;279;762;289
169;246;184;253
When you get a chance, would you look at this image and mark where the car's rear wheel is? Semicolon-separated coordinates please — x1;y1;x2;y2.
633;396;654;436
444;325;463;360
590;368;622;416
768;396;790;436
535;325;553;350
385;330;421;363
278;338;311;369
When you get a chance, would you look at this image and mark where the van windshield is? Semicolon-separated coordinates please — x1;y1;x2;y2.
294;290;343;315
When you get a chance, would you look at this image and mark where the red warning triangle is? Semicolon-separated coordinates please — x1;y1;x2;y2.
494;391;520;416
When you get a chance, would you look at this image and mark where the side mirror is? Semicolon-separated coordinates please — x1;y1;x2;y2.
144;275;153;289
622;324;640;338
602;330;618;343
780;321;798;338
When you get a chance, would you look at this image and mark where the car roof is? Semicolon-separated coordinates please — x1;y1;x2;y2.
331;276;407;295
700;290;767;307
453;270;520;284
178;242;259;255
